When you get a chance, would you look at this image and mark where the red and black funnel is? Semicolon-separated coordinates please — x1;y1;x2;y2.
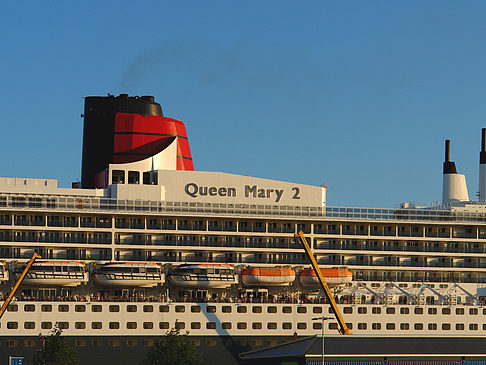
81;94;194;188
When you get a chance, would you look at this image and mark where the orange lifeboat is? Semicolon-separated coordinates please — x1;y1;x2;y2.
241;266;295;286
299;267;352;287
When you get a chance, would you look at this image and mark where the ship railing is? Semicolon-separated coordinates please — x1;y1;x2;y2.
26;272;86;279
102;273;162;280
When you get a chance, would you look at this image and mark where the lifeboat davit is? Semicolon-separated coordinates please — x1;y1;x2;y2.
299;267;352;287
93;262;164;287
241;266;295;286
169;264;237;289
18;261;88;287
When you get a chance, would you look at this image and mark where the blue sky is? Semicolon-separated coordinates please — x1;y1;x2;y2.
1;1;486;207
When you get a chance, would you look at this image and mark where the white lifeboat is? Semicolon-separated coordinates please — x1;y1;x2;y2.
17;261;88;287
241;266;295;286
169;264;237;289
299;267;352;287
93;262;164;288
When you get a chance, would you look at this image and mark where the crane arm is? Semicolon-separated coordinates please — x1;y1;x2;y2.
0;252;41;320
294;231;351;335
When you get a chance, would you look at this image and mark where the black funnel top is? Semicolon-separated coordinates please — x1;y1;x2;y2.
80;94;163;188
481;128;486;164
443;139;457;174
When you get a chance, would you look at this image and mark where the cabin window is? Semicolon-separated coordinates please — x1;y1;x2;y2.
206;339;217;347
144;339;154;347
175;322;185;330
159;306;169;313
7;322;18;329
109;322;120;329
222;322;232;330
282;306;292;313
41;322;52;329
267;322;277;330
386;308;395;314
24;322;35;329
400;323;409;330
91;305;102;313
24;305;35;312
206;306;216;313
282;323;292;330
456;308;465;315
112;170;125;184
175;306;185;313
126;322;137;329
222;306;231;313
313;322;322;330
6;340;18;348
372;307;381;314
24;339;36;347
191;322;201;330
470;324;478;330
207;322;217;329
252;306;262;313
372;323;382;330
414;308;423;314
127;305;137;313
92;322;102;329
250;322;261;330
414;323;423;330
143;322;154;329
237;306;247;313
58;305;69;312
237;322;247;330
92;339;102;347
143;305;153;313
313;307;322;314
128;171;140;184
109;305;119;312
329;323;338;330
75;305;86;312
297;323;307;330
7;305;18;312
41;305;52;312
428;323;437;330
358;307;367;314
159;322;169;329
442;308;451;315
75;322;86;330
267;306;277;313
456;323;465;330
127;339;138;347
191;306;201;313
75;339;86;347
343;307;353;314
109;339;120;347
470;308;478;315
428;308;437;315
297;307;307;314
358;323;367;330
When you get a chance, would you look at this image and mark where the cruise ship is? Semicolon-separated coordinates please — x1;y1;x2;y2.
2;94;486;364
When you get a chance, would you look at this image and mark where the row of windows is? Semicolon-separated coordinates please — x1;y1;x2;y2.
2;338;155;348
2;337;273;349
7;304;484;315
5;320;483;332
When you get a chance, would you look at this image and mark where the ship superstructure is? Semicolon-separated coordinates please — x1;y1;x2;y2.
1;95;486;363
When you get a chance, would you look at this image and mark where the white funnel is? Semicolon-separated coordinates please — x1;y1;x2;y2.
442;139;469;204
479;129;486;202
